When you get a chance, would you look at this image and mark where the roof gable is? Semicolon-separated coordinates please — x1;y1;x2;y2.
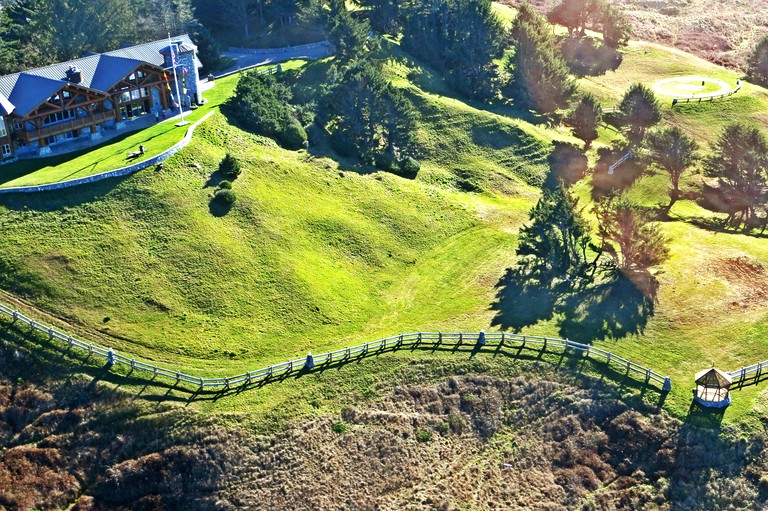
90;55;146;91
8;74;67;117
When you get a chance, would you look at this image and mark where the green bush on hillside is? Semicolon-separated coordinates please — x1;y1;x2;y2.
399;156;420;177
279;121;308;150
218;180;233;190
214;188;237;205
226;73;305;150
219;153;241;177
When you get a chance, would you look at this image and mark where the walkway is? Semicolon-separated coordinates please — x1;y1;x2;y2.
216;41;334;77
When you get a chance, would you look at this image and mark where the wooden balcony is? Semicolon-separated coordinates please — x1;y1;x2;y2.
24;111;116;142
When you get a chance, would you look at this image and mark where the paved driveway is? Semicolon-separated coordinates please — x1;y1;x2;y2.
216;42;334;76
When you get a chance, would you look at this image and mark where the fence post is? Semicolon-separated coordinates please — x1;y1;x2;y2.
11;310;18;322
607;352;612;365
398;334;403;347
48;327;54;339
626;360;631;374
543;338;547;351
501;332;505;345
200;377;205;389
458;333;463;346
175;372;180;385
417;332;422;345
438;332;442;345
645;368;650;383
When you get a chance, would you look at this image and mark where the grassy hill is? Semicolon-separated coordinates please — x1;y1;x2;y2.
1;36;768;432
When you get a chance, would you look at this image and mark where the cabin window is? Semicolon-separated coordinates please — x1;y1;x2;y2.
1;144;10;157
0;118;6;137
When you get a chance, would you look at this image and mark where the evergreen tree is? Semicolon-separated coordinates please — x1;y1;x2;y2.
646;126;698;207
703;124;768;229
325;0;376;65
515;184;597;292
748;34;768;87
595;197;669;275
508;2;576;113
402;0;504;100
566;93;602;148
547;0;597;37
599;2;631;48
618;83;661;143
321;61;416;159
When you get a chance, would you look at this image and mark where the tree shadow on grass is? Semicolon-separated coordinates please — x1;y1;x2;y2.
489;267;558;332
558;273;655;342
490;268;655;343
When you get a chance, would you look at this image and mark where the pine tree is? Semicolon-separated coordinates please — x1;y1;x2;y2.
618;83;661;143
515;184;597;292
748;35;768;87
646;127;698;207
703;124;768;229
594;197;670;275
508;2;576;114
567;93;602;149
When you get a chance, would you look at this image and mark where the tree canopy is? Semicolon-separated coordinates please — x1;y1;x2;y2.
508;2;576;114
646;126;698;207
618;83;661;142
703;124;768;230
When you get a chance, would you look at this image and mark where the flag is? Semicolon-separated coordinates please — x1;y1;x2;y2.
170;44;177;68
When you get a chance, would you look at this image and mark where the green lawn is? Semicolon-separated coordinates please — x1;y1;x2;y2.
0;40;767;432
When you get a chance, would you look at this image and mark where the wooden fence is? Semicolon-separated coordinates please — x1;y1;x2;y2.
671;81;742;105
0;302;671;392
728;360;768;386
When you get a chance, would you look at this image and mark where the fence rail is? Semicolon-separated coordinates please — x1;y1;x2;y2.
0;302;671;392
672;81;742;105
728;360;768;385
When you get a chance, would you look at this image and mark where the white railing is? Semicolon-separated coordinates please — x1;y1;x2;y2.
0;302;671;392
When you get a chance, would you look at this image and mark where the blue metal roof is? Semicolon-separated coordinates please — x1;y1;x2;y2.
7;74;67;117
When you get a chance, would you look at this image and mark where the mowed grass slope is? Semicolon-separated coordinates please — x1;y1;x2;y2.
0;40;767;428
0;48;552;377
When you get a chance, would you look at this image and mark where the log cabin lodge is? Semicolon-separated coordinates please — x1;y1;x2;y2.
0;34;202;161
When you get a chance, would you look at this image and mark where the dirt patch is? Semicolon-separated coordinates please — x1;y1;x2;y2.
707;255;768;309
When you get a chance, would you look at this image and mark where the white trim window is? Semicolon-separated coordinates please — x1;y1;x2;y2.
1;144;11;157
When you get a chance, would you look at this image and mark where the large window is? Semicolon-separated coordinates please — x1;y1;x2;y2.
1;144;10;157
43;109;76;126
0;118;6;137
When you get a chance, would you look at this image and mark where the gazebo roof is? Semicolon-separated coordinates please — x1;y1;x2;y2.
694;367;732;388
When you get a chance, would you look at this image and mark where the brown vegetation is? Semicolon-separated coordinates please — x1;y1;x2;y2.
2;341;768;511
501;0;768;69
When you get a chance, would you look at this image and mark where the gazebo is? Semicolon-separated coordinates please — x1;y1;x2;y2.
693;367;732;408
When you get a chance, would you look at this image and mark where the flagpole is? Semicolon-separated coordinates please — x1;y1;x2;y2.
168;32;188;126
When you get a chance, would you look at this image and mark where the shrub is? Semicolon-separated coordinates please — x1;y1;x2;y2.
375;151;398;172
399;156;420;177
279;121;308;150
415;429;433;443
214;189;237;205
218;180;232;190
219;153;241;177
331;422;347;434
